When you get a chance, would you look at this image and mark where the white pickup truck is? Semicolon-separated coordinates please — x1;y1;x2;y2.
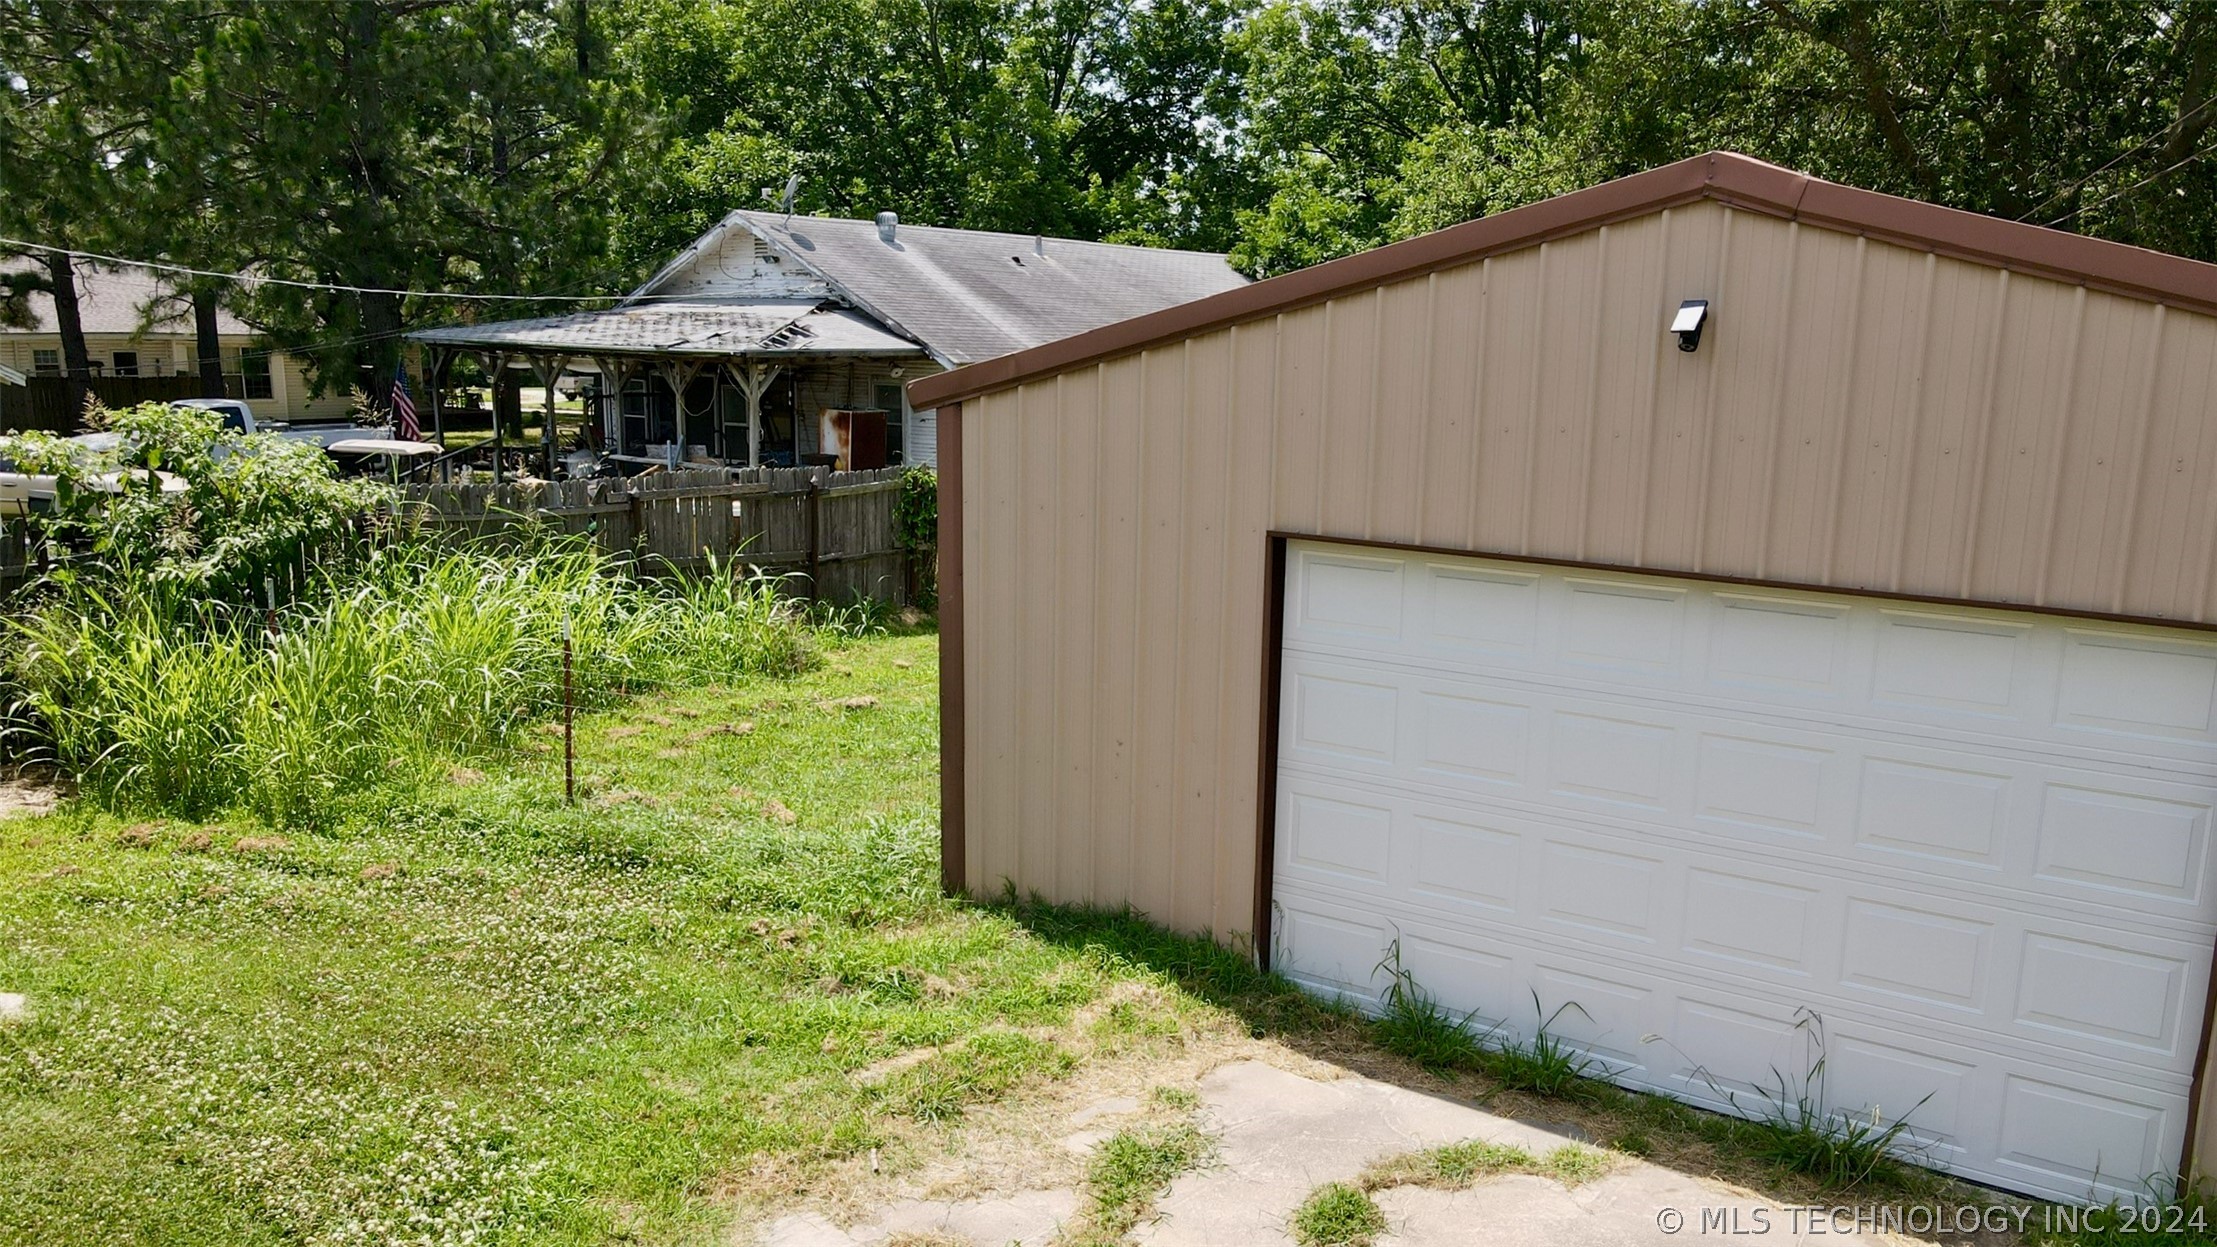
170;397;390;448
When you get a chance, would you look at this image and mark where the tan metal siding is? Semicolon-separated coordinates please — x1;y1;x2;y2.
956;198;2217;941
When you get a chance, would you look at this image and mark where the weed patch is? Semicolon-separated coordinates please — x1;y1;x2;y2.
1290;1181;1386;1247
1358;1138;1614;1192
1073;1107;1214;1243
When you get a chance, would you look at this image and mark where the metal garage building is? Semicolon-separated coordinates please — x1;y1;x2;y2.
908;152;2217;1202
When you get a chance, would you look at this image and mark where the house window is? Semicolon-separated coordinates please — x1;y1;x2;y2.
242;352;273;400
31;348;58;376
112;350;139;377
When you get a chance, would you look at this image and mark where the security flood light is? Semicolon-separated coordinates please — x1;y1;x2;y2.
1671;299;1710;353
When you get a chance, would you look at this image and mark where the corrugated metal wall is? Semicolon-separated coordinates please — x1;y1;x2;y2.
958;199;2217;939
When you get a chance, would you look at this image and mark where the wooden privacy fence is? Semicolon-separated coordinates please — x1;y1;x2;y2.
401;465;912;604
728;465;908;605
0;375;217;433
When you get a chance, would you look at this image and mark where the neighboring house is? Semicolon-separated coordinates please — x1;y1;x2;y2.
407;211;1248;469
0;264;355;423
916;152;2217;1205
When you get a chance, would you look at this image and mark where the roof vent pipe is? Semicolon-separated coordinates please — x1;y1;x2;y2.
876;211;898;243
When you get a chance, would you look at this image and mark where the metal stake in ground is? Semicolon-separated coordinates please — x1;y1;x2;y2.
562;616;575;805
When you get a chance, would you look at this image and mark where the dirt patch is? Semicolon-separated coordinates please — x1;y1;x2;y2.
0;776;65;821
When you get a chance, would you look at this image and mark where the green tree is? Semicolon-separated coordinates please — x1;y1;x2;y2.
1222;0;1585;274
0;1;153;409
607;0;1258;266
1221;0;2217;272
158;0;652;409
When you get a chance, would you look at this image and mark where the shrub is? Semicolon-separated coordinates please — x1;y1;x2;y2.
1;402;390;604
891;464;938;609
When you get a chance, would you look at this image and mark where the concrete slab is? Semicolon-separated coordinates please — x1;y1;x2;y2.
1138;1061;1583;1246
1139;1061;1889;1247
760;1061;1909;1246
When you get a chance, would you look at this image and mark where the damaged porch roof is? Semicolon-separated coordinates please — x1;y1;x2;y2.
407;298;926;360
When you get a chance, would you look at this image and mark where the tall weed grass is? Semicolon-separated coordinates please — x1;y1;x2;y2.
2;536;820;821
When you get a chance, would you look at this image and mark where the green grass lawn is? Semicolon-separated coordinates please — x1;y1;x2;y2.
1;626;2202;1246
0;629;1301;1245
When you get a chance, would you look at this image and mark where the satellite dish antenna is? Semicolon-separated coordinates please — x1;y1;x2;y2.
777;174;800;225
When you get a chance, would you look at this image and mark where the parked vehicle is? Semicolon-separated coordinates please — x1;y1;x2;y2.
169;397;390;448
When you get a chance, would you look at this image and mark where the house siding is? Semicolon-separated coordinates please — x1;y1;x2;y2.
0;331;354;425
954;198;2217;944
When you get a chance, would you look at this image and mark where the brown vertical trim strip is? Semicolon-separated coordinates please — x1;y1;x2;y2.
2180;956;2217;1187
937;402;967;895
1252;534;1290;971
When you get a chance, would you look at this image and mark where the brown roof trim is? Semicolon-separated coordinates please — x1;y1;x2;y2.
909;151;2217;409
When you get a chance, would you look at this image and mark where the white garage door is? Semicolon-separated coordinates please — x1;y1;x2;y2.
1272;540;2217;1203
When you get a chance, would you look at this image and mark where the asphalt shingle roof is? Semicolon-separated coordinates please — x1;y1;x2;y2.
2;264;253;337
723;211;1250;365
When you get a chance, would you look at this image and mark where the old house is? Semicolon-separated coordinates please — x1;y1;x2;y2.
407;210;1247;471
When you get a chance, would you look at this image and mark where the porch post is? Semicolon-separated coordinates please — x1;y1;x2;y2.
483;351;509;485
534;353;571;479
728;361;782;469
659;360;705;468
426;347;449;449
591;355;628;454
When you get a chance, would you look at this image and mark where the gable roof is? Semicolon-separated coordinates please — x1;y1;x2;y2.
909;150;2217;408
1;264;253;337
638;210;1250;367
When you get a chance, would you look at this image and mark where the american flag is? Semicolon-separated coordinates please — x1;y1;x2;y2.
391;367;420;441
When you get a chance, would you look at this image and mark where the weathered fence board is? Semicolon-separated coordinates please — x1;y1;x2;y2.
727;465;907;603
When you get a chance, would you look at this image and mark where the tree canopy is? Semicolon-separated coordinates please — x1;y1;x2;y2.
4;0;2214;385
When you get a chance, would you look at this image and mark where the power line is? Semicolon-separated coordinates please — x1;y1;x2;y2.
0;237;638;304
2017;94;2217;223
2044;133;2217;227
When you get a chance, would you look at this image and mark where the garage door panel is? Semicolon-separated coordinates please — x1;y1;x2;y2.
1871;609;2039;718
1288;558;2217;772
1995;1074;2180;1196
1422;562;1542;658
2056;628;2217;744
1282;654;2217;931
1287;639;2217;780
1278;866;2208;1083
2036;780;2213;905
1707;591;1855;695
1681;868;1822;974
1559;576;1689;673
1274;542;2217;1202
1276;879;2191;1202
1822;1031;1978;1157
1288;748;2215;949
